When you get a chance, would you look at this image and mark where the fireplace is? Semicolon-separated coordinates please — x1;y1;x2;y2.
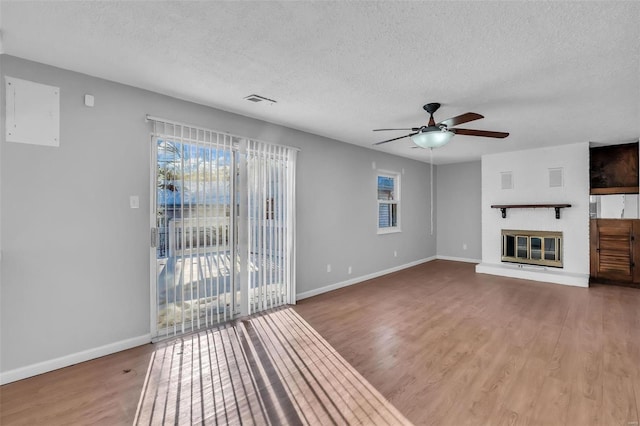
501;230;563;268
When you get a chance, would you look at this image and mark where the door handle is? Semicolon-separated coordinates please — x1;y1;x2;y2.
151;228;158;248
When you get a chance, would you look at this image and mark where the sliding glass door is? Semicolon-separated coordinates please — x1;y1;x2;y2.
150;119;297;339
152;125;238;338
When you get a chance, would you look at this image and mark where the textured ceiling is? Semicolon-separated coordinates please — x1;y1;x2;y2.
1;1;639;164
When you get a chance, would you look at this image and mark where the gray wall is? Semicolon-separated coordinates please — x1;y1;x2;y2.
296;139;435;295
436;161;481;261
0;55;436;375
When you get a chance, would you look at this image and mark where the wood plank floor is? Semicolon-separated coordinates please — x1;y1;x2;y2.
294;260;640;425
2;260;639;425
0;343;156;425
134;308;409;425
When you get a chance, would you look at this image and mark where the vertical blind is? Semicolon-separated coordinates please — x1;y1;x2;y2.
149;116;297;339
246;140;297;315
151;119;238;339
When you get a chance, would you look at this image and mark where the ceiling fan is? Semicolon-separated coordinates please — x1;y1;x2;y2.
373;102;509;149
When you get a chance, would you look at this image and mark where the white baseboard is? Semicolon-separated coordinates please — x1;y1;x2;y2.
436;255;481;264
296;256;437;301
475;262;589;288
0;334;151;385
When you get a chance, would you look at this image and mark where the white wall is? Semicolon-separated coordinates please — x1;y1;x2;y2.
436;161;481;262
597;194;639;219
476;142;590;286
0;55;436;383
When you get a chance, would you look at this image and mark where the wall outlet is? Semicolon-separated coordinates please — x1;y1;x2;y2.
394;250;398;257
348;266;352;274
463;243;468;251
326;264;332;273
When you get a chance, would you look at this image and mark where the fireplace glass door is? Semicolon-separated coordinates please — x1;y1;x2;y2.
517;236;528;258
531;237;542;260
545;239;557;261
501;230;563;268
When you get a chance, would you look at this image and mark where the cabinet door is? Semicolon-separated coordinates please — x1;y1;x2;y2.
592;219;633;282
633;221;640;284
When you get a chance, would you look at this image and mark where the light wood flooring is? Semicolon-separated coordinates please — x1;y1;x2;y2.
0;342;155;425
295;260;640;425
2;260;640;425
135;307;409;425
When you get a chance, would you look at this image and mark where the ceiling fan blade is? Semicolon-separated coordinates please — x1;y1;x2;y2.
373;128;420;132
451;128;509;138
373;132;417;145
438;112;484;128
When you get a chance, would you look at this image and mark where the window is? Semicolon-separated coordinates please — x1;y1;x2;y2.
377;171;401;234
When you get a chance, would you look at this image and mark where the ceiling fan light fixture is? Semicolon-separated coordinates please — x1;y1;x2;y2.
411;128;454;149
373;102;507;147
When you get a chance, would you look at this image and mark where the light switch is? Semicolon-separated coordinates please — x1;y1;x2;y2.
84;94;94;107
129;195;139;209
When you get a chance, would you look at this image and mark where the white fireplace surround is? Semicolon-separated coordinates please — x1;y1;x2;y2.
476;263;588;287
476;142;590;287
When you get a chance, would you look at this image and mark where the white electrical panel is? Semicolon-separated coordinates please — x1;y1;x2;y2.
5;76;60;147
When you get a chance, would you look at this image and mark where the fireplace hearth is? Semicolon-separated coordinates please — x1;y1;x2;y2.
501;230;563;268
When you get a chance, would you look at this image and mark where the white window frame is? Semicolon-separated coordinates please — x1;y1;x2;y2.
377;170;401;234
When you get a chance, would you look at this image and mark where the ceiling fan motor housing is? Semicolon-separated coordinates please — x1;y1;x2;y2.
420;126;445;133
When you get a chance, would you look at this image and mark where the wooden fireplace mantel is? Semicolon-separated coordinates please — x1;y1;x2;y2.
491;203;572;219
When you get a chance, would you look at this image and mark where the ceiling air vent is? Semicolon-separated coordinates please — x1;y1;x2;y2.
244;94;277;104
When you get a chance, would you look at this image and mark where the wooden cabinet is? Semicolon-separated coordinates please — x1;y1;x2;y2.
590;219;640;286
590;142;639;195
